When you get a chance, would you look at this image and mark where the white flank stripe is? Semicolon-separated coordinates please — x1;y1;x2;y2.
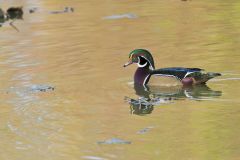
184;72;194;78
152;74;181;81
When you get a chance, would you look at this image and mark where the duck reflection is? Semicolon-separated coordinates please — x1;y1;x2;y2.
125;84;222;115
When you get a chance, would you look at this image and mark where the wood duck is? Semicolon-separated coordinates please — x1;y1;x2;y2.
124;49;221;86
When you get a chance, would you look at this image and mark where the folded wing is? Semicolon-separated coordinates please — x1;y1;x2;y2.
150;67;203;80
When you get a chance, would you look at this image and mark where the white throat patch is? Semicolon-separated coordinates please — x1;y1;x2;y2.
137;57;148;68
137;56;154;70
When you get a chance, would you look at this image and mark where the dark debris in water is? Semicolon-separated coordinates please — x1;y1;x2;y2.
49;7;74;14
29;6;74;14
7;7;23;19
1;6;74;31
29;7;38;14
97;138;131;144
0;6;23;31
137;126;154;134
0;8;5;19
30;85;55;92
6;84;55;94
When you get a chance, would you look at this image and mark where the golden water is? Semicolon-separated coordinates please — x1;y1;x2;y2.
0;0;240;160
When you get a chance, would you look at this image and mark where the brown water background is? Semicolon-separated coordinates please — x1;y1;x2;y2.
0;0;240;160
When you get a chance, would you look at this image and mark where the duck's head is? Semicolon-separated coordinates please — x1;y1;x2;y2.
123;49;155;70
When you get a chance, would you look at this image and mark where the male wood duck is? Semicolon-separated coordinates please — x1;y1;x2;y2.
124;49;221;86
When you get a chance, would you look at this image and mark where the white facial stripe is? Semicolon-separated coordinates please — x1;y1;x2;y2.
137;57;146;67
129;52;134;59
137;63;147;67
137;58;148;67
138;56;154;70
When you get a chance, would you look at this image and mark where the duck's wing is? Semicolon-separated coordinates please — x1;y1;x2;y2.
150;67;203;80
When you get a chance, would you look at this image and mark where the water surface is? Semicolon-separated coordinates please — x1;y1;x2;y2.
0;0;240;160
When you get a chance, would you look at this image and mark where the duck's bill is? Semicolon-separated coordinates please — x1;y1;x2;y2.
123;61;133;67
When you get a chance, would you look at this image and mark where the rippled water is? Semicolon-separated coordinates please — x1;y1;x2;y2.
0;0;240;160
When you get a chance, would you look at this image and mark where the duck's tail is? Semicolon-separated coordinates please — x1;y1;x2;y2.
207;72;221;78
198;72;221;84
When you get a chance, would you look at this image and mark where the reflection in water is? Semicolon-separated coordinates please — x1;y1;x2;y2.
125;84;222;115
